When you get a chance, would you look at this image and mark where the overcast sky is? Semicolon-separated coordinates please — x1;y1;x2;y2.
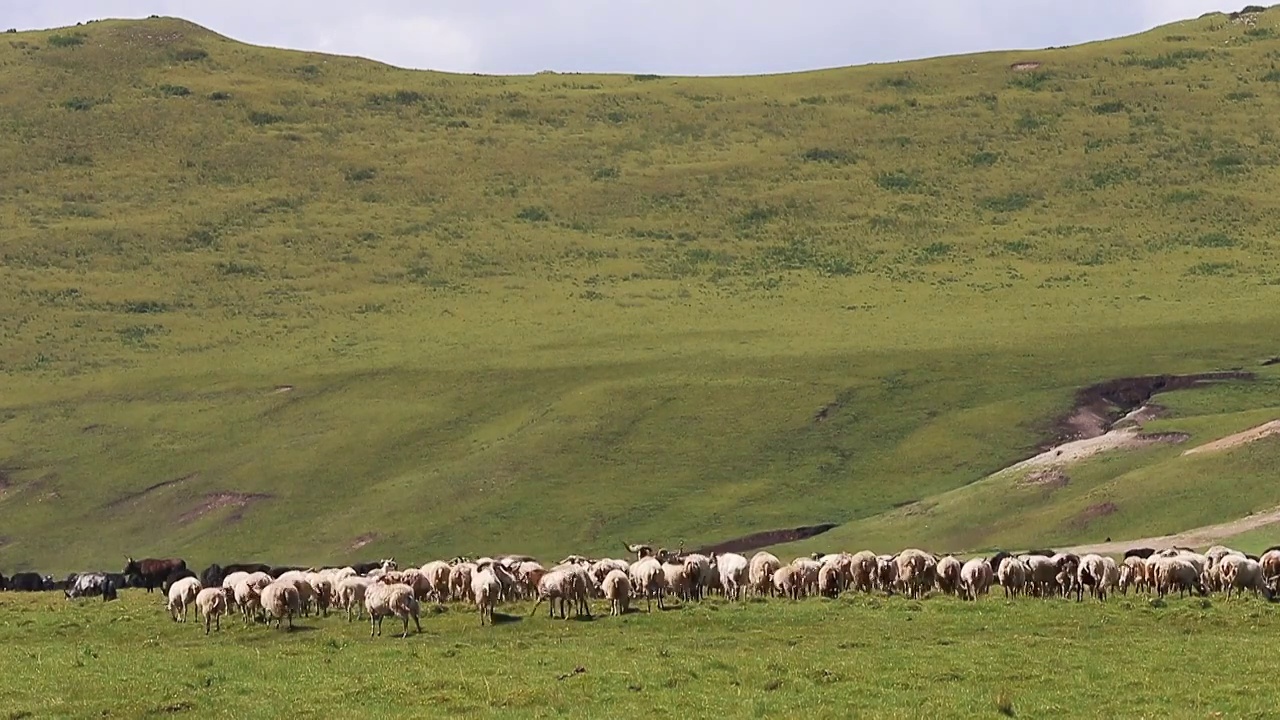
8;1;1231;75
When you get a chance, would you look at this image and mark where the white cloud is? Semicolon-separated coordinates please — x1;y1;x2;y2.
6;0;1234;75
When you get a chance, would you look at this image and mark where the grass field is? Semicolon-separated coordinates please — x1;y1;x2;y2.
2;589;1278;718
3;9;1280;574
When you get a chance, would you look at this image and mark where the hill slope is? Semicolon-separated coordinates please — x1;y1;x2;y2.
2;11;1280;571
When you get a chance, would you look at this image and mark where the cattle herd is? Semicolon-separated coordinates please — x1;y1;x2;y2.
2;543;1277;637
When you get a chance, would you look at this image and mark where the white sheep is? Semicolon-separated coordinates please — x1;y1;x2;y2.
167;576;202;622
628;557;668;611
849;550;878;593
195;587;229;634
748;552;781;597
220;571;249;592
259;581;301;629
773;565;801;600
473;568;502;626
602;569;631;616
233;572;272;622
365;581;422;637
894;549;932;598
420;561;453;602
449;562;477;603
336;576;372;622
714;553;749;601
997;556;1027;598
1220;555;1266;599
935;555;963;596
959;558;992;601
306;572;335;616
1075;554;1108;601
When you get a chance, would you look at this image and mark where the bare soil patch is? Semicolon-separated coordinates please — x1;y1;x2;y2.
1019;467;1070;489
178;492;272;524
694;523;838;555
349;533;378;551
1071;501;1118;529
1047;372;1252;449
272;385;294;394
104;472;199;509
1010;61;1042;72
1182;420;1280;456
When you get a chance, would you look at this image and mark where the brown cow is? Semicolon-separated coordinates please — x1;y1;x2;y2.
123;556;187;593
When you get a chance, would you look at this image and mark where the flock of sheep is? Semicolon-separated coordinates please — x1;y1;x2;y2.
160;542;1279;637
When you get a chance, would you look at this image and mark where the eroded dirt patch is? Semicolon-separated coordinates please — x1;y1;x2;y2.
272;385;294;394
349;533;378;551
104;472;199;509
1019;467;1070;489
1183;420;1280;456
1071;501;1118;529
1010;61;1042;72
178;492;272;524
694;523;837;555
1048;372;1252;448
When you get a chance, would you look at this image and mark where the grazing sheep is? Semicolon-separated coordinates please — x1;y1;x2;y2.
895;549;932;599
772;565;801;601
420;561;453;602
221;571;249;592
472;569;502;626
628;557;668;611
1260;549;1280;592
167;577;202;623
935;556;963;596
849;551;877;594
336;576;372;622
748;552;781;597
530;569;574;619
602;569;631;616
233;572;272;622
1154;557;1204;598
449;562;477;603
714;553;749;601
959;558;992;601
997;557;1028;599
195;587;229;634
875;555;898;594
365;582;422;637
1220;555;1268;600
306;573;335;617
662;559;693;602
817;563;843;598
1119;556;1148;595
1075;554;1108;601
1021;555;1059;598
260;581;302;630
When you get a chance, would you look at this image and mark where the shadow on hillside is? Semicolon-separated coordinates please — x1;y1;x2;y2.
491;612;523;625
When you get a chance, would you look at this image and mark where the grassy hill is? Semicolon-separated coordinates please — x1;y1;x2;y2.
3;10;1280;572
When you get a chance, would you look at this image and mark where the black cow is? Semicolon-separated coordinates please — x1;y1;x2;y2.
1024;549;1056;557
268;565;307;579
1124;548;1156;559
988;551;1012;573
105;573;130;591
122;557;187;593
44;575;68;592
161;567;197;594
0;572;7;590
8;572;44;592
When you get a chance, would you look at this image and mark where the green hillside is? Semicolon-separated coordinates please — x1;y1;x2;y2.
3;10;1280;572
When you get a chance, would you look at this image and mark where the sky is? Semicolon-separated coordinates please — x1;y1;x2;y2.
7;1;1233;76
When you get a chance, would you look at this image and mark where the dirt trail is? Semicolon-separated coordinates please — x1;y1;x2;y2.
998;422;1186;476
1182;420;1280;456
1061;506;1280;555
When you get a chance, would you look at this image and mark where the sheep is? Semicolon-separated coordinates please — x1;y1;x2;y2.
772;565;801;600
336;576;372;622
935;556;963;596
1119;556;1147;595
1022;555;1059;598
959;558;992;601
894;549;932;599
849;551;878;594
365;581;422;637
1100;556;1120;599
529;569;579;620
714;553;749;601
1220;555;1267;600
875;555;898;594
997;556;1027;598
1260;549;1280;592
602;569;631;616
748;552;781;597
233;572;272;622
449;562;477;603
220;571;249;592
662;559;692;602
471;568;502;626
514;561;546;601
817;563;842;598
419;561;452;602
167;576;202;622
259;581;301;629
1075;554;1108;601
681;553;715;600
306;572;334;617
1154;557;1204;598
274;570;317;616
195;587;229;634
790;558;822;598
628;557;668;611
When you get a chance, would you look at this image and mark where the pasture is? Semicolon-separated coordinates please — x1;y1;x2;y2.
1;589;1276;718
3;10;1280;576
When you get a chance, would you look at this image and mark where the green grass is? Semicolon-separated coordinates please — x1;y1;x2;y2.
3;11;1280;573
2;590;1278;718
